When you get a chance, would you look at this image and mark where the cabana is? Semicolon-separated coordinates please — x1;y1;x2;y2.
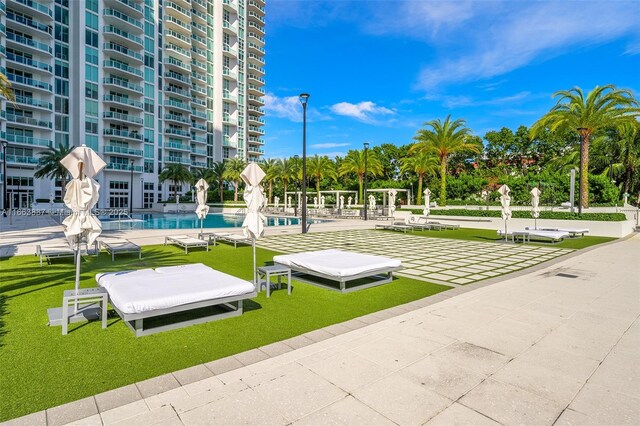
365;188;412;217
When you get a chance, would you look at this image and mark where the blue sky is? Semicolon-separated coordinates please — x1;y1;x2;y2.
262;0;640;158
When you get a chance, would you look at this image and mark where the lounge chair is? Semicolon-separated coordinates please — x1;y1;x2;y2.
198;232;231;245
35;243;76;267
96;263;257;337
529;227;589;238
101;239;142;261
406;216;446;231
375;221;411;233
273;249;402;293
498;229;569;244
221;234;252;248
164;235;209;253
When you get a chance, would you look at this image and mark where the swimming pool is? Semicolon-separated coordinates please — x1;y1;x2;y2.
100;213;324;230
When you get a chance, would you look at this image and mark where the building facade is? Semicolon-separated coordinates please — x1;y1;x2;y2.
0;0;265;210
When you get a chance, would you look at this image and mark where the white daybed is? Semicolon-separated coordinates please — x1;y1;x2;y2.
164;235;209;253
96;263;257;337
498;229;569;244
530;227;589;237
273;249;402;293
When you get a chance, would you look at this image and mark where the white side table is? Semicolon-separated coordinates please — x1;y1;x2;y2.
257;265;291;298
61;287;108;335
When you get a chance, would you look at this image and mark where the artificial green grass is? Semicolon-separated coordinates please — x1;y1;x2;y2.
0;244;449;421
406;227;616;249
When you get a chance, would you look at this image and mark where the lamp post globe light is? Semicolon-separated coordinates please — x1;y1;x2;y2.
577;127;587;214
2;140;7;217
299;93;309;234
363;142;369;221
129;159;134;215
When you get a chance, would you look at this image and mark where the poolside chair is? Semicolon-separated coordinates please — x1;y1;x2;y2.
221;234;252;248
498;229;569;244
198;232;231;245
100;239;142;261
407;216;446;231
35;243;76;267
529;227;589;238
164;235;209;253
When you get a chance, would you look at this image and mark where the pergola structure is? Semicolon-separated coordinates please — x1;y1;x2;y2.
366;188;412;210
284;189;358;208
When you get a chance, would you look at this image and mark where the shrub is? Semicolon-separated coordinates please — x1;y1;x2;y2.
408;208;626;221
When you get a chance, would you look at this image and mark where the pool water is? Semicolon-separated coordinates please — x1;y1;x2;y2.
100;213;319;230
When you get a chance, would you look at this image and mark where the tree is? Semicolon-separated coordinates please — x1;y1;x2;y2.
210;161;226;202
222;157;246;202
597;123;640;196
0;71;15;103
410;115;480;206
400;151;439;205
159;164;192;202
531;85;639;208
192;167;213;183
306;155;337;198
34;141;73;198
278;157;298;204
338;149;383;201
260;158;280;203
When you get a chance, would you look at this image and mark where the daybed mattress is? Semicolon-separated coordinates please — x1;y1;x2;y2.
96;263;255;314
273;249;401;279
501;229;569;239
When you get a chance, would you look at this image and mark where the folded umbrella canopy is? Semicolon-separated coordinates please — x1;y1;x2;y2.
389;189;397;216
498;184;512;241
423;188;431;217
195;178;210;235
531;187;541;230
241;163;266;289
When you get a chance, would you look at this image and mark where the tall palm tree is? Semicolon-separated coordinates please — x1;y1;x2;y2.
159;164;192;202
223;157;246;202
400;151;439;205
192;167;213;183
0;71;15;103
338;149;383;201
604;122;640;195
34;141;73;198
210;161;227;202
531;85;639;208
306;155;337;199
410;115;480;206
278;157;298;203
260;158;280;203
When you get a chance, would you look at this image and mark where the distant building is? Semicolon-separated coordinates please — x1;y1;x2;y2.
0;0;265;209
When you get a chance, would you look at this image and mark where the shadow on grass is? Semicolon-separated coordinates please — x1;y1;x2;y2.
0;295;6;349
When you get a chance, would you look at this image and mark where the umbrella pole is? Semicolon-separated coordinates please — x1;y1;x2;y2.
252;238;257;291
504;220;508;242
74;235;81;314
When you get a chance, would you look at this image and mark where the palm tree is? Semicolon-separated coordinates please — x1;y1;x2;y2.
410;115;480;206
604;122;640;195
338;149;383;201
34;141;73;198
223;157;246;202
192;167;213;183
159;164;192;202
531;85;639;208
278;157;298;203
400;151;439;205
307;155;337;199
0;71;15;103
260;158;280;203
210;161;227;202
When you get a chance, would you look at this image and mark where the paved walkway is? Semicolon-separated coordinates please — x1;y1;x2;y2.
5;234;637;426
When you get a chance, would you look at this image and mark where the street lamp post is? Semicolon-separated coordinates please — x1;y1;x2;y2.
299;93;309;233
577;128;587;214
293;155;299;216
1;140;7;217
129;159;134;215
363;142;369;221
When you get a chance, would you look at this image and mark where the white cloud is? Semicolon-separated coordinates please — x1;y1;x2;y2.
426;91;532;108
309;142;350;149
263;93;329;122
330;101;395;122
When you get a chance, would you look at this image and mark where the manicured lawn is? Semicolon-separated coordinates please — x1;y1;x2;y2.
0;243;449;421
408;227;616;250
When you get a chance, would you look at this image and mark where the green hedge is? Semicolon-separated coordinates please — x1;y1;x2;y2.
409;209;626;222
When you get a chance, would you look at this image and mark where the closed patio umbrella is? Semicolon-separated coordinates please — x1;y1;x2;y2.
423;188;431;217
195;178;210;236
498;184;512;241
241;163;266;289
389;189;397;216
531;187;541;230
61;144;106;316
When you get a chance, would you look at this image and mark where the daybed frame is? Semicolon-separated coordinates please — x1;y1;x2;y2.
109;290;257;337
101;240;142;261
275;263;402;293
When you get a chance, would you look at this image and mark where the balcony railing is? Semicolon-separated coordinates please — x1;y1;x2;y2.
6;52;52;72
103;77;143;93
165;86;191;97
165;141;190;150
5;154;40;165
165;71;189;83
191;109;207;119
164;113;190;124
103;8;143;30
115;0;143;14
106;163;144;172
191;148;207;156
103;128;143;140
103;145;143;156
6;10;52;35
103;42;143;62
6;32;52;54
103;95;144;109
164;156;191;165
14;0;52;18
15;95;52;110
164;56;191;72
5;113;52;128
103;60;143;78
103;111;143;125
164;99;190;111
165;128;190;138
5;134;52;147
7;73;52;91
103;25;143;46
191;161;207;168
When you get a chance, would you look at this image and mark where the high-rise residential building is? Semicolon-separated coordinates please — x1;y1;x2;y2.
0;0;265;210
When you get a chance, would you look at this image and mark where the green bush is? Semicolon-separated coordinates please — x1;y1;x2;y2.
408;208;626;221
588;174;619;204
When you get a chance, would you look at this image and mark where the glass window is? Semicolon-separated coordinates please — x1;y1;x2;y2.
86;0;98;13
85;47;98;65
86;100;98;117
55;133;69;146
55;44;69;61
85;118;98;134
144;54;154;68
55;24;69;42
85;135;98;151
55;60;69;78
144;144;154;158
144;83;154;98
145;22;154;37
85;65;98;82
144;129;154;143
55;79;69;96
55;115;69;132
85;12;98;30
144;113;154;128
55;6;69;24
144;37;154;53
85;30;98;48
55;97;69;114
85;82;98;99
144;67;154;83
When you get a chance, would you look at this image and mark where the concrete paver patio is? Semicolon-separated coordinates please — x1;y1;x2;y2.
3;233;636;425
